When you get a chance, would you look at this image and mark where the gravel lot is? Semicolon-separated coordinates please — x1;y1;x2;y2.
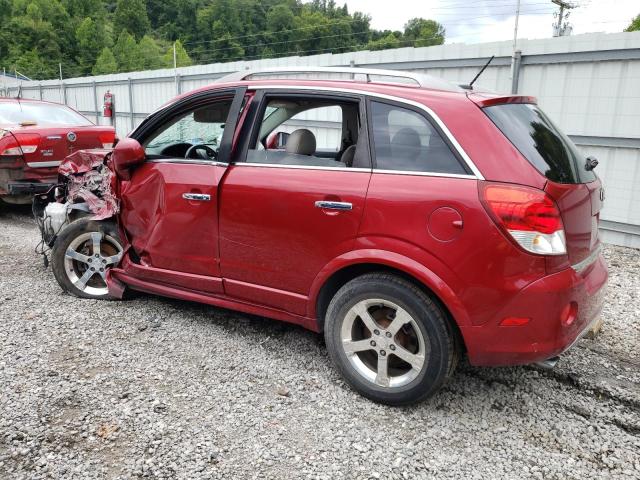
1;205;639;480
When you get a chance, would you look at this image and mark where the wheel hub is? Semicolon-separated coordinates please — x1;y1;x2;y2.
340;299;428;389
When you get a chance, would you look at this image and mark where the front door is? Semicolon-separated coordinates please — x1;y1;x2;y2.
218;90;372;315
119;88;246;293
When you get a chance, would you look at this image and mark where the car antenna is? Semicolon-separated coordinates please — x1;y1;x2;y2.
462;56;495;90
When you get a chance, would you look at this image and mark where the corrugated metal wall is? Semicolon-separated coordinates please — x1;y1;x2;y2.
3;31;639;247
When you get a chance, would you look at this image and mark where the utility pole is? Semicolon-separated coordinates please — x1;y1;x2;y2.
510;0;522;94
173;41;178;95
512;0;521;53
552;0;576;37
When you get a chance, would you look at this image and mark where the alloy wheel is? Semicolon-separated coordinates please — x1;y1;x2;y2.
63;232;123;297
340;299;428;388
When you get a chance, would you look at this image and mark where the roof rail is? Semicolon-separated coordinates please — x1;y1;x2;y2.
216;66;462;92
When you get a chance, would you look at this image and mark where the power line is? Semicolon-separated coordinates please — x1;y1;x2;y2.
181;9;555;50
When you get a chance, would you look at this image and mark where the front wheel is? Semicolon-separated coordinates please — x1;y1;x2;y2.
324;273;457;405
51;218;124;299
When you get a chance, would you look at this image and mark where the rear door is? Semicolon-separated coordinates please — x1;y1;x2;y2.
218;89;372;315
118;88;246;293
483;102;603;266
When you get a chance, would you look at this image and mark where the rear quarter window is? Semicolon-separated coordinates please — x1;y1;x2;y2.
369;100;468;175
484;103;596;184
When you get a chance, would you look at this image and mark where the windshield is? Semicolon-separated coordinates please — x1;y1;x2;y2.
0;101;93;127
484;103;596;184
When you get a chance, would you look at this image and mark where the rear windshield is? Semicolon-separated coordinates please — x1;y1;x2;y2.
484;103;596;184
0;102;92;127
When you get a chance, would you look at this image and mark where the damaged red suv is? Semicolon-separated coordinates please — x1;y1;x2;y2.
0;98;115;204
35;68;607;405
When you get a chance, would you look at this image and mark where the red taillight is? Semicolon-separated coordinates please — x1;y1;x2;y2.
0;132;41;156
99;131;116;148
480;182;566;255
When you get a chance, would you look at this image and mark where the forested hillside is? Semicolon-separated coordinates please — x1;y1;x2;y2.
0;0;445;80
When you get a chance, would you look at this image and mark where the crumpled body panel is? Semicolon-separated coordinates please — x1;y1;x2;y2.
59;149;118;220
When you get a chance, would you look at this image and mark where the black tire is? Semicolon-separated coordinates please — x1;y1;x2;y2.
51;218;124;299
324;273;457;406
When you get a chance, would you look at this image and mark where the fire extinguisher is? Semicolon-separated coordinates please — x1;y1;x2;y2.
103;91;114;124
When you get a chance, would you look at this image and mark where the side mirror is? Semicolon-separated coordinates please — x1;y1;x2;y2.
266;131;290;150
111;138;145;180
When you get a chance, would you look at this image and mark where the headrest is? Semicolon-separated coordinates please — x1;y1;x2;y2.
340;145;357;167
391;127;421;149
285;129;316;156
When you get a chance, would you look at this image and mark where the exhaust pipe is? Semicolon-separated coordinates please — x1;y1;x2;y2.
534;356;560;370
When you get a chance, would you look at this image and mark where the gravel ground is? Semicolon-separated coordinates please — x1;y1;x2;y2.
0;205;639;480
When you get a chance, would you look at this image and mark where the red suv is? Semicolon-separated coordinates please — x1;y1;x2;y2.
0;98;115;204
35;68;607;405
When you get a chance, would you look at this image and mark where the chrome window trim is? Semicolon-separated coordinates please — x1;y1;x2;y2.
248;84;484;180
147;158;228;167
236;162;477;179
373;169;477;180
239;162;370;173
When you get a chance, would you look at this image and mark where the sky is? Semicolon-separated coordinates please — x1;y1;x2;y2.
341;0;639;44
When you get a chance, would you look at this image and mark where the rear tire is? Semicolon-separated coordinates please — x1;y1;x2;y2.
51;218;123;299
324;273;457;405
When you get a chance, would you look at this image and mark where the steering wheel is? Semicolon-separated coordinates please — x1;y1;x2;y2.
185;144;217;160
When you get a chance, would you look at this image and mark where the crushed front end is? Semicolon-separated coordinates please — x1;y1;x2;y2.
33;149;119;261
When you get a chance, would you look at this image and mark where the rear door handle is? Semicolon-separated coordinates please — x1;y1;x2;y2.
315;201;352;211
182;193;211;202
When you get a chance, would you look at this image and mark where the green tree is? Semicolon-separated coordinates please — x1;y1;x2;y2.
626;14;640;31
138;35;164;70
113;30;140;72
162;40;192;68
367;33;401;51
92;47;118;75
113;0;150;39
76;17;112;74
403;18;445;47
12;48;52;79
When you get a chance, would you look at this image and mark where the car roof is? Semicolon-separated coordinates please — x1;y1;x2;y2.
170;78;474;110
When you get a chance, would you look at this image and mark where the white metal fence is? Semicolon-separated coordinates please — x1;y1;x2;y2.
3;31;640;248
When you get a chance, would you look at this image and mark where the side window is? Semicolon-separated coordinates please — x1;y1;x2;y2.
278;106;343;152
246;96;364;168
370;101;467;174
143;98;232;160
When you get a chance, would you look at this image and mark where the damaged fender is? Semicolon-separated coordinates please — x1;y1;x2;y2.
58;149;119;220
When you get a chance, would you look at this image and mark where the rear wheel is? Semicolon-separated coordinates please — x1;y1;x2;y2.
324;273;457;405
51;218;123;299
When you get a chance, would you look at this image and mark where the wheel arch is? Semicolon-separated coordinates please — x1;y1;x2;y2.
310;250;471;337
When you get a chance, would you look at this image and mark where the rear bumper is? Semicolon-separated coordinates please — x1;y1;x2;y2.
461;252;608;366
7;181;57;195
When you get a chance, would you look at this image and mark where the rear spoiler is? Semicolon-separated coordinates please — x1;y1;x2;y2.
468;94;537;108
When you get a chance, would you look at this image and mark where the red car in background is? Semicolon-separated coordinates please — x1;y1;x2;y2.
0;98;115;204
34;67;607;405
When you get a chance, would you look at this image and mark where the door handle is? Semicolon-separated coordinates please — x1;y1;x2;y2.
315;201;352;211
182;193;211;202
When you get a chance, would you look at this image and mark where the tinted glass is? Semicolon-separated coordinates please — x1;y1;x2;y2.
484;103;596;184
370;101;466;174
0;102;92;126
